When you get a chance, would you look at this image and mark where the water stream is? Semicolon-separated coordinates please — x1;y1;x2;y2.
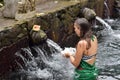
4;39;74;80
96;16;114;36
104;0;110;19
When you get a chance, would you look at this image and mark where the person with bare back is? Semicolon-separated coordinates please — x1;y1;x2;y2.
63;18;98;80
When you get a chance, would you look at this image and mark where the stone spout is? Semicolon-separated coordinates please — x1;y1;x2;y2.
82;7;96;21
30;25;47;45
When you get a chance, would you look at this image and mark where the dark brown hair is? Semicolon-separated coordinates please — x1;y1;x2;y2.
75;18;93;49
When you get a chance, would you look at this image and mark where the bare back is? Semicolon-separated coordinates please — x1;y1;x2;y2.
84;35;98;65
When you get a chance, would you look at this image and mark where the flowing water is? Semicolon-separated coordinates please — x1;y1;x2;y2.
97;18;120;80
104;0;110;19
1;18;120;80
96;16;114;36
3;39;74;80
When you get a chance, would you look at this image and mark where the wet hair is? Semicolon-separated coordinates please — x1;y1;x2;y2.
75;18;93;49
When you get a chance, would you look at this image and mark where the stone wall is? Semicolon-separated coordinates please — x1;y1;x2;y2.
0;21;28;48
0;37;28;76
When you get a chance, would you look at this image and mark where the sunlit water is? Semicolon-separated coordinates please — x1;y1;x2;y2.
1;19;120;80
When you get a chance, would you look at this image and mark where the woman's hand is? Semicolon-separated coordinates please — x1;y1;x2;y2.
63;53;71;58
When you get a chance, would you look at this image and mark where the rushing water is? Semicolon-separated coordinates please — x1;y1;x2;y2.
1;18;120;80
96;16;114;36
3;39;74;80
97;18;120;80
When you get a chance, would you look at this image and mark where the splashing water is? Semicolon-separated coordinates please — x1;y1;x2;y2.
6;39;74;80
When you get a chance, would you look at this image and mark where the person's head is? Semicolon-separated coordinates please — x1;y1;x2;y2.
74;18;92;49
74;18;92;38
74;18;93;49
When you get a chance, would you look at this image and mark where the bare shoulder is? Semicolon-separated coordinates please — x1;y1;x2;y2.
77;40;87;49
78;40;87;45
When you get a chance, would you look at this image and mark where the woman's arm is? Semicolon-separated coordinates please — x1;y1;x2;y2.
69;41;86;67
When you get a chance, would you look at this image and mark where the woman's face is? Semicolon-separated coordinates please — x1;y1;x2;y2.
74;23;81;37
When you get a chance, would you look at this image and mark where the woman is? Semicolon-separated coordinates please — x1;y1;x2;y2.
64;18;98;80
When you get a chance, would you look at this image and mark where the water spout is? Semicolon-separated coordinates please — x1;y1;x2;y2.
96;16;114;36
104;0;110;19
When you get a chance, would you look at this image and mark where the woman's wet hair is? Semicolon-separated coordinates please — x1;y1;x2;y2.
75;18;93;49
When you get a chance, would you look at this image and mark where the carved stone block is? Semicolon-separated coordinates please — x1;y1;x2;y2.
3;0;20;18
3;0;35;19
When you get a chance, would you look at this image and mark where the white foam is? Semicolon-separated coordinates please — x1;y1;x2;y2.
113;34;120;39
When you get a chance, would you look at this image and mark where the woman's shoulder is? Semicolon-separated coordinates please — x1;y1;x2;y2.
78;40;87;44
78;40;87;48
